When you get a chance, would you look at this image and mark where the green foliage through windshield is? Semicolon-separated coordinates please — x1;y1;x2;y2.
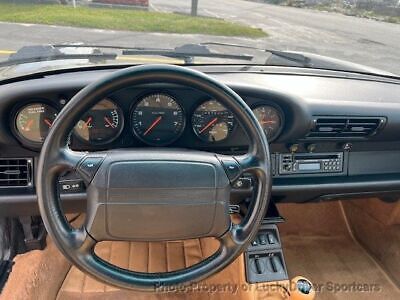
0;3;266;37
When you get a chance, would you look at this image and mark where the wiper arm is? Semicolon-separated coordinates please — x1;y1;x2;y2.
200;41;264;50
121;44;253;64
200;41;311;66
265;50;311;67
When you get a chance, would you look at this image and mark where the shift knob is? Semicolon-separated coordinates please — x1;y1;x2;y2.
290;276;315;300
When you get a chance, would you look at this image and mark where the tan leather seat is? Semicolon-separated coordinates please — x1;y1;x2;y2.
57;238;290;300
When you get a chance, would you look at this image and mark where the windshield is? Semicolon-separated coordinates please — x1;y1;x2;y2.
0;0;399;79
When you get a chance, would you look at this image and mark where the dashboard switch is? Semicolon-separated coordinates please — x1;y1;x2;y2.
306;144;317;153
289;143;299;153
78;156;105;182
233;177;252;189
59;180;84;193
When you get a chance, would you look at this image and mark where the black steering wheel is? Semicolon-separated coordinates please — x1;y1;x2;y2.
37;65;271;291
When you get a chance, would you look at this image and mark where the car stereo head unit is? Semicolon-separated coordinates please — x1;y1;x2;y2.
278;152;344;175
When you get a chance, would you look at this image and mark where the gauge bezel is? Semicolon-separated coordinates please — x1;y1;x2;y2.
191;98;237;143
130;92;186;146
73;98;125;146
251;102;285;142
11;100;59;150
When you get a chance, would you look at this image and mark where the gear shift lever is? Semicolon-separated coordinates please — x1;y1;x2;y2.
290;276;315;300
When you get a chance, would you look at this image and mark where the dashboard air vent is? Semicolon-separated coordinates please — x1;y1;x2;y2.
0;158;33;188
306;117;386;139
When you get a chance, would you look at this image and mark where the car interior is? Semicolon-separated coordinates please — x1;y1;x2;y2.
0;60;399;300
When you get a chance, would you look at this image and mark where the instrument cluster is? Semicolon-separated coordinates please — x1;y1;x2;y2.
11;92;284;149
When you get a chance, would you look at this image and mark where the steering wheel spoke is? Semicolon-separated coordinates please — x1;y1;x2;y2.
217;153;266;184
234;153;266;176
56;225;98;264
47;147;87;173
219;223;242;247
76;226;97;254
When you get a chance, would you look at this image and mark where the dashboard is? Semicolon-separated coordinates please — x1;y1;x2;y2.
11;93;283;150
1;65;400;216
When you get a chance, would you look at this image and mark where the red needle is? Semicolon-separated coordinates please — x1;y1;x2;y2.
84;116;92;128
44;118;53;128
199;117;218;134
104;116;115;128
25;119;34;131
261;120;276;125
144;116;162;136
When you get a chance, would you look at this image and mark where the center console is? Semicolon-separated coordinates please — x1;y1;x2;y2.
245;222;288;283
244;203;289;283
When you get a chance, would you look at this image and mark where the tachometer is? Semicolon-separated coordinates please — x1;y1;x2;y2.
15;103;58;144
192;100;235;143
74;98;124;145
131;93;185;146
252;105;283;141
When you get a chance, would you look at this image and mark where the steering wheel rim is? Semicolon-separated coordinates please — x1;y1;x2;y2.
37;64;271;291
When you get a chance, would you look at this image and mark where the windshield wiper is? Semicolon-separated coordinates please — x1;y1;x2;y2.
52;43;254;64
200;42;311;66
0;45;117;68
122;44;253;64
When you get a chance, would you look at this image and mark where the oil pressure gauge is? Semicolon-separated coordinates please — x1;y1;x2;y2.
252;105;283;141
15;103;58;145
74;98;124;145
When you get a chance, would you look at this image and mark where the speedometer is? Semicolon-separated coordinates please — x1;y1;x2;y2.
192;100;235;142
131;93;185;146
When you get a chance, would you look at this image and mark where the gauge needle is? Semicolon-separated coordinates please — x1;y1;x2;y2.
84;116;93;128
25;119;34;131
199;117;218;134
104;116;115;128
144;116;162;136
44;118;53;128
261;120;276;125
